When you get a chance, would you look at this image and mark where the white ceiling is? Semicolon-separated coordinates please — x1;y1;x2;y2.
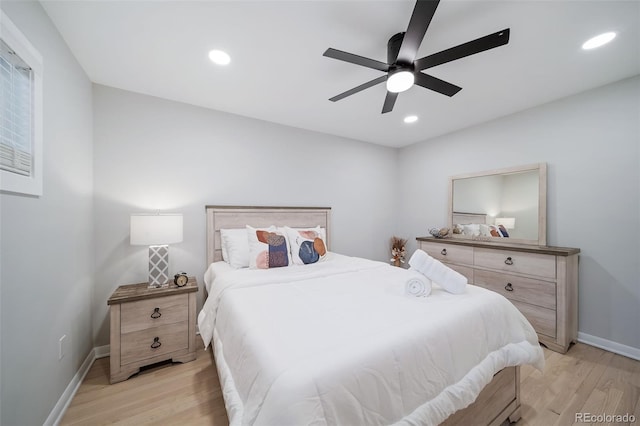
41;0;640;148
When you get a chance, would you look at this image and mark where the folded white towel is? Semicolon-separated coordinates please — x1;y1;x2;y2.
408;249;467;294
405;270;432;297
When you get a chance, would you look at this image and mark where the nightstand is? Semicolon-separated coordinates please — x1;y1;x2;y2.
107;277;198;383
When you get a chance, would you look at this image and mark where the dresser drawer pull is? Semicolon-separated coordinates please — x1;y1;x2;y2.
150;308;162;319
150;337;162;349
504;257;514;265
441;249;447;256
505;283;514;292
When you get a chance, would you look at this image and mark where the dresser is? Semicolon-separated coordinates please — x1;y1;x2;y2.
107;277;198;383
416;237;579;353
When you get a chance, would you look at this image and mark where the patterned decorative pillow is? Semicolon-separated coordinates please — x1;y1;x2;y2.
285;226;327;265
498;224;510;237
488;225;499;237
247;225;290;269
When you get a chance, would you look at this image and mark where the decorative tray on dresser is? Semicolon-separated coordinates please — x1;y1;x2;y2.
107;277;198;383
416;237;580;353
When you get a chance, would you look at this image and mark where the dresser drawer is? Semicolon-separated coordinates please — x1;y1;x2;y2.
121;294;188;334
474;248;556;279
447;263;474;282
474;269;556;309
419;241;473;265
511;300;556;338
120;321;189;365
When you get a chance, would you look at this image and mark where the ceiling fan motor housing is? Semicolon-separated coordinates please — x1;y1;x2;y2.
388;32;406;66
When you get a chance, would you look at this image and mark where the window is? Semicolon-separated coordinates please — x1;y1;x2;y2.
0;11;43;196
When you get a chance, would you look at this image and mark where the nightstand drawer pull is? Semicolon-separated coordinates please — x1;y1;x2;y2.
504;257;514;265
150;337;162;349
150;308;161;319
505;283;514;292
441;249;447;256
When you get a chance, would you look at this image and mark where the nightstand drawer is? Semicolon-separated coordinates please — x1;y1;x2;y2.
419;241;473;265
121;294;188;334
511;300;556;338
121;321;189;365
474;248;556;279
474;269;556;309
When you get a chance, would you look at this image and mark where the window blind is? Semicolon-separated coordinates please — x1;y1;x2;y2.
0;38;33;177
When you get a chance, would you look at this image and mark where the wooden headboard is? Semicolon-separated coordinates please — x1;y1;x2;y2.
205;206;332;265
452;212;488;225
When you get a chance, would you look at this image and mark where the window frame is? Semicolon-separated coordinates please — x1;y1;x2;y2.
1;11;43;196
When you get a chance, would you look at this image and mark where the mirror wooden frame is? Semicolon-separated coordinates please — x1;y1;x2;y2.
447;163;547;246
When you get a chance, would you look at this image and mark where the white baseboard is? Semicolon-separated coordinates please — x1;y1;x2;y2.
578;332;640;361
95;344;110;359
43;347;96;426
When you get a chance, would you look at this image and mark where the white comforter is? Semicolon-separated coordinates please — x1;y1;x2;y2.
198;253;544;426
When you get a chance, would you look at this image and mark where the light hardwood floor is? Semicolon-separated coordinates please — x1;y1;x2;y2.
61;342;639;425
60;341;228;426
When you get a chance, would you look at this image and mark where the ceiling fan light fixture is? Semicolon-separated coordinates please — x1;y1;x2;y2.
386;70;414;93
323;1;512;113
208;49;231;65
582;32;616;50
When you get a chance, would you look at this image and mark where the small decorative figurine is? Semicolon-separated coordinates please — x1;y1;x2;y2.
390;236;407;267
429;227;450;239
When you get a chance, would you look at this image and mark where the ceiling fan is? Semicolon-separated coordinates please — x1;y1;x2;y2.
323;0;510;114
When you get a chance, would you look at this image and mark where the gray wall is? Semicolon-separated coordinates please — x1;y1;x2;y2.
0;2;94;425
92;85;398;346
398;76;640;351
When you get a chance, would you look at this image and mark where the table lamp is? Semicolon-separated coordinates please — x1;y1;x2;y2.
130;213;183;288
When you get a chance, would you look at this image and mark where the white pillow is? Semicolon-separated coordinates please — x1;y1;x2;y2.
479;224;491;237
220;228;250;269
463;223;480;236
247;225;291;269
284;226;328;265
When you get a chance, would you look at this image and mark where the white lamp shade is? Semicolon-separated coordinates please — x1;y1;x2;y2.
495;217;515;230
130;214;183;245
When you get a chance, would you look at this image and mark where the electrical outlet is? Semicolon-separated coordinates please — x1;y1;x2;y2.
59;335;66;360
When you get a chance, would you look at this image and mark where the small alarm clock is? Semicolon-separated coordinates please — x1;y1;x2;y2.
174;272;189;287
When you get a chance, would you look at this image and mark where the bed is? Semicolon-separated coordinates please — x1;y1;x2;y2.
199;206;544;425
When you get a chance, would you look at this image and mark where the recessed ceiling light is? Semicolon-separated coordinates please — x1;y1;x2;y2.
208;49;231;65
582;32;616;50
404;115;418;124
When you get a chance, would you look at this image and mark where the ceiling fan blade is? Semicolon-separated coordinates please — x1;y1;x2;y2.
324;48;390;72
414;72;462;97
415;28;510;70
329;75;387;102
382;91;399;114
396;0;440;64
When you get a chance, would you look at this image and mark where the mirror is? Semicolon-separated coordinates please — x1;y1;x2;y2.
448;163;547;246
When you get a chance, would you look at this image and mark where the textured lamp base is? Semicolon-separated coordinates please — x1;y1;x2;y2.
148;244;170;288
